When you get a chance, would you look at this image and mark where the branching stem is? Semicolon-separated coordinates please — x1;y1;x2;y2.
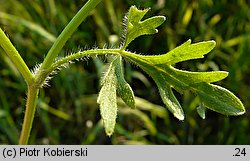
0;0;103;145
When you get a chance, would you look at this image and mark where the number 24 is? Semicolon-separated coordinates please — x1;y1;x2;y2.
234;148;246;157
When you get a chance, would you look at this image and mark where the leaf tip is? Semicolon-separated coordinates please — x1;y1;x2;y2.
175;114;185;121
187;39;192;44
197;103;206;119
209;40;216;47
201;40;216;50
237;110;246;115
105;129;114;137
233;101;246;115
198;83;245;116
158;16;166;23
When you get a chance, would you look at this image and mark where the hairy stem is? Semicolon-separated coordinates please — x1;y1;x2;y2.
48;49;120;73
48;49;141;75
19;86;39;145
17;0;103;144
0;28;33;84
32;48;144;88
18;49;124;144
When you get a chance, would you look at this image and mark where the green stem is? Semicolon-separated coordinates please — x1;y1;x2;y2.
18;0;103;144
40;0;102;70
19;86;39;145
48;49;120;73
18;48;121;144
45;49;141;79
0;28;33;84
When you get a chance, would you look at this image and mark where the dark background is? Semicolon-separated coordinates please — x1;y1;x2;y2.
0;0;249;144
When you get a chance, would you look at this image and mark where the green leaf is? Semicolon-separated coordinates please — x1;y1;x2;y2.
113;56;135;108
97;60;117;136
197;103;206;119
166;67;228;84
197;83;245;115
157;83;184;120
123;39;216;65
130;62;185;119
143;67;184;120
121;40;245;118
95;5;245;135
97;56;135;136
121;6;166;49
164;40;216;65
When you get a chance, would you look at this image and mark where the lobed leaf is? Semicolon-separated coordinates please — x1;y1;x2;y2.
122;40;245;118
96;5;245;135
121;6;166;49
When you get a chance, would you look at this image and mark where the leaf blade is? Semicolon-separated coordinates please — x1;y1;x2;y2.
122;6;166;49
97;61;117;136
157;83;184;120
122;39;245;118
197;103;206;119
197;83;245;115
166;67;228;84
136;63;185;120
113;56;135;108
131;40;216;65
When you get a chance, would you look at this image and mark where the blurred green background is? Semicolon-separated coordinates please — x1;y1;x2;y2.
0;0;249;144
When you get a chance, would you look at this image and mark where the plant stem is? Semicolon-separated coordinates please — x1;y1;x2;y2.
0;28;33;84
48;49;120;73
40;0;102;70
46;49;144;78
19;86;39;145
18;0;103;144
